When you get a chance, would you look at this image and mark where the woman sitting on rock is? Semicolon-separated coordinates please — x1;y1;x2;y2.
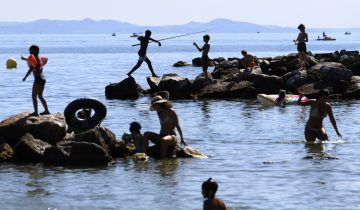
144;96;187;158
297;89;342;141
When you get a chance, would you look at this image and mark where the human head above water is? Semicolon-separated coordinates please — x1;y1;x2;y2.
202;178;218;198
298;24;305;30
145;30;152;37
241;50;248;56
130;121;142;133
29;45;40;55
203;34;210;42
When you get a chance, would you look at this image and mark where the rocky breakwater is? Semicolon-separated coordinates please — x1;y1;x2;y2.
107;50;360;100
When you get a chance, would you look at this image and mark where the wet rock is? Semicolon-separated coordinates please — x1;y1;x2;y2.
146;76;162;93
252;74;283;94
192;76;212;93
43;146;70;165
176;146;208;158
14;133;51;162
0;137;13;162
0;112;66;147
319;66;352;82
109;141;135;158
198;81;233;98
192;57;202;67
346;62;360;76
268;67;287;77
105;77;145;99
343;83;360;98
69;142;114;166
307;62;346;80
228;81;257;98
157;74;193;99
173;61;190;67
73;127;117;153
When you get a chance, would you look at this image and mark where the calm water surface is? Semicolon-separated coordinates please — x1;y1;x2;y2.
0;33;360;209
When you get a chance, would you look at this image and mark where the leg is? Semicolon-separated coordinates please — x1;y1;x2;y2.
143;131;162;145
144;58;158;77
298;52;305;70
37;84;50;114
305;127;316;142
128;60;143;76
160;135;177;158
32;83;39;115
317;127;329;141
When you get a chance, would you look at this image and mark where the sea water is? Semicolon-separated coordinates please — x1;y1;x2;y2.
0;33;360;209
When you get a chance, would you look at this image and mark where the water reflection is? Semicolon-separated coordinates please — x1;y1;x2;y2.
304;142;339;160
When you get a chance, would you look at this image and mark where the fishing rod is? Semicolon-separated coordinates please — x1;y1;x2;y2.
131;29;211;46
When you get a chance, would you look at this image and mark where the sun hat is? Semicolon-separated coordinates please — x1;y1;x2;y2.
150;95;168;110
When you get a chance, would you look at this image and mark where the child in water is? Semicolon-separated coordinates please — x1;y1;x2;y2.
202;178;226;210
275;89;286;107
129;121;148;153
193;34;211;79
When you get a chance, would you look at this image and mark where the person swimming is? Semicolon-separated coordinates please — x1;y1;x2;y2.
297;89;342;141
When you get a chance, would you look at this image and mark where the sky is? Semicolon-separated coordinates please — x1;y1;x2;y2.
1;0;360;28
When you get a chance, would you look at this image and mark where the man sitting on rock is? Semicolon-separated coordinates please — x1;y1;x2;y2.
240;50;257;79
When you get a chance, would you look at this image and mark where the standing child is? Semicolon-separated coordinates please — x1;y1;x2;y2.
294;24;308;70
130;121;148;153
202;178;226;210
193;34;211;79
127;30;161;77
21;45;50;116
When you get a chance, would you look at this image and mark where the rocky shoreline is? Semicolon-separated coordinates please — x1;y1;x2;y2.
0;113;206;166
106;49;360;100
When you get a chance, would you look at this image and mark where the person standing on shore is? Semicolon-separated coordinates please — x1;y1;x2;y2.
193;34;211;79
127;30;161;77
297;89;342;142
21;45;50;116
293;24;308;71
202;178;226;210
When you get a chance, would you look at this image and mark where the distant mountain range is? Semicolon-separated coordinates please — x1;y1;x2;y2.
0;18;358;34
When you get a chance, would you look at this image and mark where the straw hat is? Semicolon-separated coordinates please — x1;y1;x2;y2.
150;95;168;110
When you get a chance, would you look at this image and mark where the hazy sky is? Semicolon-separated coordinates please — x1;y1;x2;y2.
1;0;359;28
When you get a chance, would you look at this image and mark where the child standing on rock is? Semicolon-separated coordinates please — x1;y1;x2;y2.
193;34;211;79
294;24;308;71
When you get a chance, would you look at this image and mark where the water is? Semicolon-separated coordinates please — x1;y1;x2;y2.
1;33;360;209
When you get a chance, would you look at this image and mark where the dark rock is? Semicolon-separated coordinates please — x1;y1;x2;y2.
343;83;360;98
73;127;117;153
228;81;257;98
286;59;301;72
173;61;190;67
347;62;360;76
0;112;66;147
284;71;311;92
306;56;319;68
219;60;239;70
268;67;287;77
43;146;70;165
252;74;283;94
285;53;299;62
192;76;212;93
157;74;193;99
192;57;202;67
14;133;52;162
307;62;346;80
340;50;359;56
319;66;352;82
175;146;208;158
146;76;162;93
270;59;287;69
339;55;360;66
213;57;226;63
198;81;233;98
69;142;114;166
105;77;145;99
109;141;135;158
259;59;271;74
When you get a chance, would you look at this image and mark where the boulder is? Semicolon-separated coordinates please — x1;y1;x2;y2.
228;81;257;98
146;76;162;93
339;55;360;66
146;144;207;159
218;60;239;70
14;133;52;162
73;127;117;153
68;142;114;166
105;77;145;99
268;67;287;77
252;74;283;94
43;146;70;165
109;141;136;158
347;62;360;76
286;59;301;72
173;61;190;67
192;76;212;93
192;57;202;67
157;74;193;99
319;66;353;82
284;71;311;92
0;112;66;147
198;81;233;98
307;62;346;80
270;59;287;69
259;59;271;74
343;83;360;98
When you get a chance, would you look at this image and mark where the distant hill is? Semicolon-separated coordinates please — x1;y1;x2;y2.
0;18;358;34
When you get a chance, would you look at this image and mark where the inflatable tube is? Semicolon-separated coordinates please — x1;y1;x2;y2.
64;98;107;130
6;58;17;69
27;56;48;68
257;94;308;106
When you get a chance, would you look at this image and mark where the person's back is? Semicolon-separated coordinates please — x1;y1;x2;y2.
203;197;226;210
138;36;150;57
202;178;226;210
130;121;148;153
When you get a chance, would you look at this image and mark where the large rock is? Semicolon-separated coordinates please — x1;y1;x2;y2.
198;81;232;98
146;76;162;93
73;127;117;153
14;133;52;162
105;77;145;99
173;61;190;67
307;62;346;80
0;112;66;147
252;74;283;94
228;81;257;98
319;66;353;82
109;141;135;158
157;74;193;99
43;146;70;165
192;76;212;93
69;142;114;166
343;83;360;98
347;62;360;76
268;67;287;77
259;59;271;74
192;57;202;67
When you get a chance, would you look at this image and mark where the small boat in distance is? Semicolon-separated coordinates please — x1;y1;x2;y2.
345;32;351;35
112;33;116;36
316;32;336;41
130;33;141;38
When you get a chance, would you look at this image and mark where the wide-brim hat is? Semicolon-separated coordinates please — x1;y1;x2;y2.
150;95;168;110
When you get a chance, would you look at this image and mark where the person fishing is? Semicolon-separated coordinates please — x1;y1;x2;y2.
21;45;50;116
193;34;211;79
127;30;161;78
297;89;342;142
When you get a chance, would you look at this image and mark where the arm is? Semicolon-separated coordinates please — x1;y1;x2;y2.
23;69;32;81
21;55;28;61
150;37;161;46
193;42;202;52
305;33;309;42
172;109;187;146
327;104;342;138
297;94;313;106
